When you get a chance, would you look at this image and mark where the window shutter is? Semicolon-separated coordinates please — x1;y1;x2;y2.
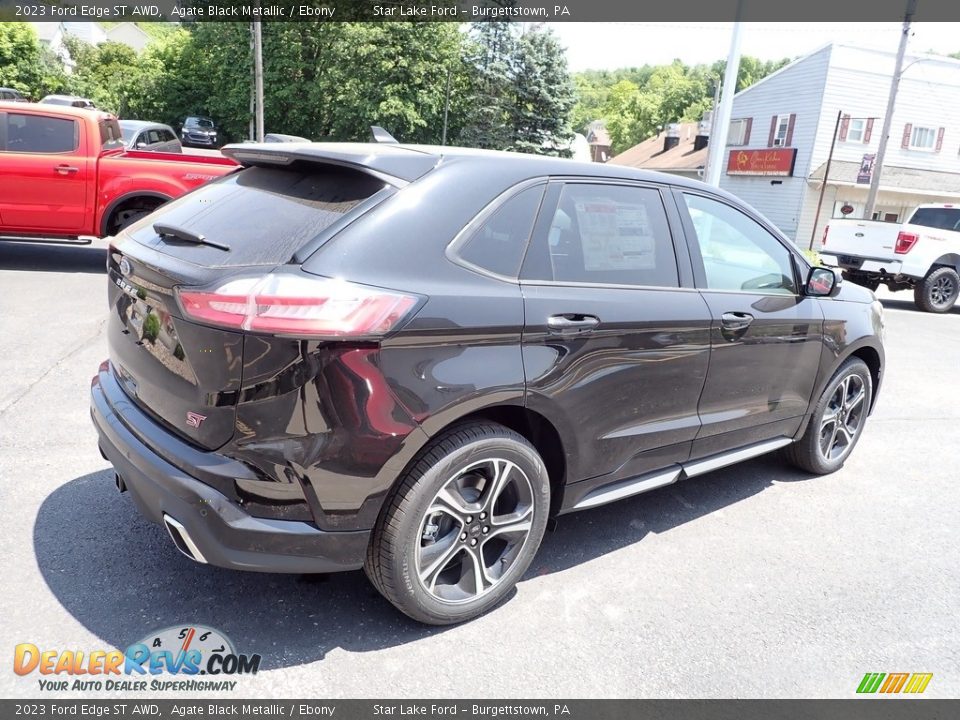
768;115;777;147
864;118;874;143
743;117;753;145
839;114;850;141
935;127;945;152
785;114;796;146
901;123;912;148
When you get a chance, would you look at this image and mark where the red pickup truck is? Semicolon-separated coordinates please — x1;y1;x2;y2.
0;102;237;241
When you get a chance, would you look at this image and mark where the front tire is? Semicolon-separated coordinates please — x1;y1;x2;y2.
365;422;550;625
914;266;959;313
784;358;872;475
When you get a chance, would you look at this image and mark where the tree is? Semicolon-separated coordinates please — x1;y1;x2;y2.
510;28;577;155
0;22;67;99
458;21;518;150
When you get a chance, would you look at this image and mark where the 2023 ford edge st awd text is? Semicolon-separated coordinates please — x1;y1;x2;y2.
90;143;885;624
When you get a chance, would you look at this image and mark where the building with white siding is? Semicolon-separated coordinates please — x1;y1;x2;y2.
718;43;960;250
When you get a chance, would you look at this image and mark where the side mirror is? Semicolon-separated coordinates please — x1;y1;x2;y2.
806;266;841;297
135;142;147;149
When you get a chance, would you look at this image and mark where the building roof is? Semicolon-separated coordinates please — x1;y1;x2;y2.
810;160;960;196
607;122;708;173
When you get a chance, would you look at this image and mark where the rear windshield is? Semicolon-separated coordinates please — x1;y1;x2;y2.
100;119;124;151
128;165;385;267
909;207;960;232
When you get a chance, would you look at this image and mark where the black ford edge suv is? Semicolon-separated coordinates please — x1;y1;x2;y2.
91;143;885;624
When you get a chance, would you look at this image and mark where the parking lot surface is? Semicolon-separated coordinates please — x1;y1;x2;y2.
1;238;957;698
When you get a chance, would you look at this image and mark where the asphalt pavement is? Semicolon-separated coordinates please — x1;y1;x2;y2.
1;237;957;698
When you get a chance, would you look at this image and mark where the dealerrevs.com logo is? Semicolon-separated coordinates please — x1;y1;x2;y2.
14;625;261;692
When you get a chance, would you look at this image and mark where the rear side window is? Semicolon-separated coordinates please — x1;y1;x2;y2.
909;207;960;232
455;185;544;278
523;183;679;288
129;165;386;267
3;113;77;153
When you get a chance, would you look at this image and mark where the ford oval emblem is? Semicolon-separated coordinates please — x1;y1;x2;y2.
854;232;864;237
119;257;132;277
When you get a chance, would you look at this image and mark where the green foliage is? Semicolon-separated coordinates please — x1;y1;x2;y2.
572;55;791;154
459;23;577;155
0;22;67;99
142;313;160;344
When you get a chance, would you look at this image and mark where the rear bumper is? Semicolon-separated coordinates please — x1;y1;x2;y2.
820;253;906;277
90;363;369;574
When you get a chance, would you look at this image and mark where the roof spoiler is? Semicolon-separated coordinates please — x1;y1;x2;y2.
370;126;398;144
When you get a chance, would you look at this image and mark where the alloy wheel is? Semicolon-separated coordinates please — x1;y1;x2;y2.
415;458;534;604
818;374;866;461
931;275;956;308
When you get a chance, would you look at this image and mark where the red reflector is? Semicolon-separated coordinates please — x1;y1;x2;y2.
894;231;918;254
176;274;418;338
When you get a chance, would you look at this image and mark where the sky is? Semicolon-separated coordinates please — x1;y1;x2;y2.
547;22;960;71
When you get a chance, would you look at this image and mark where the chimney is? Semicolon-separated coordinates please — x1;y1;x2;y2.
694;114;711;152
663;123;681;152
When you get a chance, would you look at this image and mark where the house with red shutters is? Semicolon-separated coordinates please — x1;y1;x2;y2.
716;43;960;249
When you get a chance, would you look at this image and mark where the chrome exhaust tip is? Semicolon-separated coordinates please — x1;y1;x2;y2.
115;473;126;494
162;514;208;564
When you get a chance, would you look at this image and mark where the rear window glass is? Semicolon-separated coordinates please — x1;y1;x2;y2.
128;165;385;267
3;113;78;153
909;207;960;232
456;185;544;278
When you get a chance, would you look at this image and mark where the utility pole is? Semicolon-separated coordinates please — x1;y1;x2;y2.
252;10;265;143
704;3;744;187
441;67;451;146
809;110;843;251
701;75;722;181
863;0;918;219
248;24;255;141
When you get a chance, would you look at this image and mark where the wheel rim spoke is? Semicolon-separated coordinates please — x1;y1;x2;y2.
419;536;463;591
819;373;866;461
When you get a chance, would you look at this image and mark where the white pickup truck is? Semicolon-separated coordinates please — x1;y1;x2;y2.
820;204;960;313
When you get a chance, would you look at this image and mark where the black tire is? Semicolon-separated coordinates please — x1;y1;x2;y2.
784;358;872;475
107;198;166;236
913;266;960;313
365;422;550;625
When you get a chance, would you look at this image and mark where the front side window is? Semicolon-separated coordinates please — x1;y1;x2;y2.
455;185;545;278
4;113;78;153
524;184;679;288
682;193;797;295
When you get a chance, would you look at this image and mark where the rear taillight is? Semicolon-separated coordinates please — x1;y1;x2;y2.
176;274;418;338
894;231;918;254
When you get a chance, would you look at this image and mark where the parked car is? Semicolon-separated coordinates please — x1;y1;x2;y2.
119;120;182;153
0;102;237;241
39;94;97;109
180;116;219;147
0;87;28;102
90;142;885;625
821;204;960;312
264;133;311;143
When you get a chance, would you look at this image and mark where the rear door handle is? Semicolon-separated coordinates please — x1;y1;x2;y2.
54;165;79;175
720;311;754;331
547;314;600;334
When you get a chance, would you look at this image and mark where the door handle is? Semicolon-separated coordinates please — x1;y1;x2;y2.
547;314;600;334
54;165;79;175
720;312;754;331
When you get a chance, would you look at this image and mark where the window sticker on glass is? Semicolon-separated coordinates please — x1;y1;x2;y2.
575;200;656;271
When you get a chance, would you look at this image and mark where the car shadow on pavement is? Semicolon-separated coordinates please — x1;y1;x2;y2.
35;459;817;669
0;241;106;274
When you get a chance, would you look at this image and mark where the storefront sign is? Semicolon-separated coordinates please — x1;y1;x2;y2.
726;148;797;176
857;153;877;184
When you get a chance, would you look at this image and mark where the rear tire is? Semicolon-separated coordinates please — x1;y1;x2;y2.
365;422;550;625
913;266;959;313
784;358;872;475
